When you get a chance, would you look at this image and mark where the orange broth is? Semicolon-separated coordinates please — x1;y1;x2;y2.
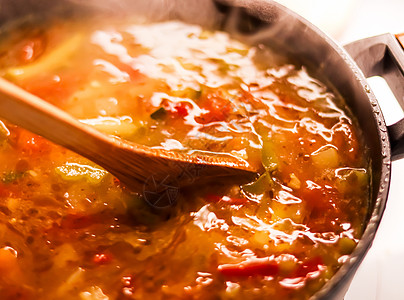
0;18;369;299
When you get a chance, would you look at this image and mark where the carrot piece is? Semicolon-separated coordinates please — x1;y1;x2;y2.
0;247;18;274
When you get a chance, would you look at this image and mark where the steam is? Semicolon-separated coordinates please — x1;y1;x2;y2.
67;0;221;27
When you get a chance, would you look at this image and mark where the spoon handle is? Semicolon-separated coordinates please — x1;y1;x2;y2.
0;77;152;187
0;77;114;163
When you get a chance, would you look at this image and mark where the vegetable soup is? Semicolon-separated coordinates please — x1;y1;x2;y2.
0;17;370;299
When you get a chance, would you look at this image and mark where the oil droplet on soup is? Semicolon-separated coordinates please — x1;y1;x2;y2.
0;17;369;300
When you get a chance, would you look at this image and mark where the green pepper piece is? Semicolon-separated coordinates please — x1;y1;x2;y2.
261;138;279;172
242;172;275;196
150;107;167;120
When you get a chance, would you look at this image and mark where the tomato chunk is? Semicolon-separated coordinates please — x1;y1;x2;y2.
17;129;52;158
93;252;113;265
195;93;232;124
293;256;324;278
218;257;279;277
160;100;193;119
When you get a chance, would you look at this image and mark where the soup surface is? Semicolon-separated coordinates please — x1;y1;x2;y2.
0;16;369;300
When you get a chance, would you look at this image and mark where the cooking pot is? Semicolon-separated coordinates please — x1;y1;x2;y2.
1;0;403;299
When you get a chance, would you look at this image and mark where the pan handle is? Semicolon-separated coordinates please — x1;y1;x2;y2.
344;33;404;161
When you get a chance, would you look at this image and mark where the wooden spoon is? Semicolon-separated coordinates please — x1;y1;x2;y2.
0;77;258;193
